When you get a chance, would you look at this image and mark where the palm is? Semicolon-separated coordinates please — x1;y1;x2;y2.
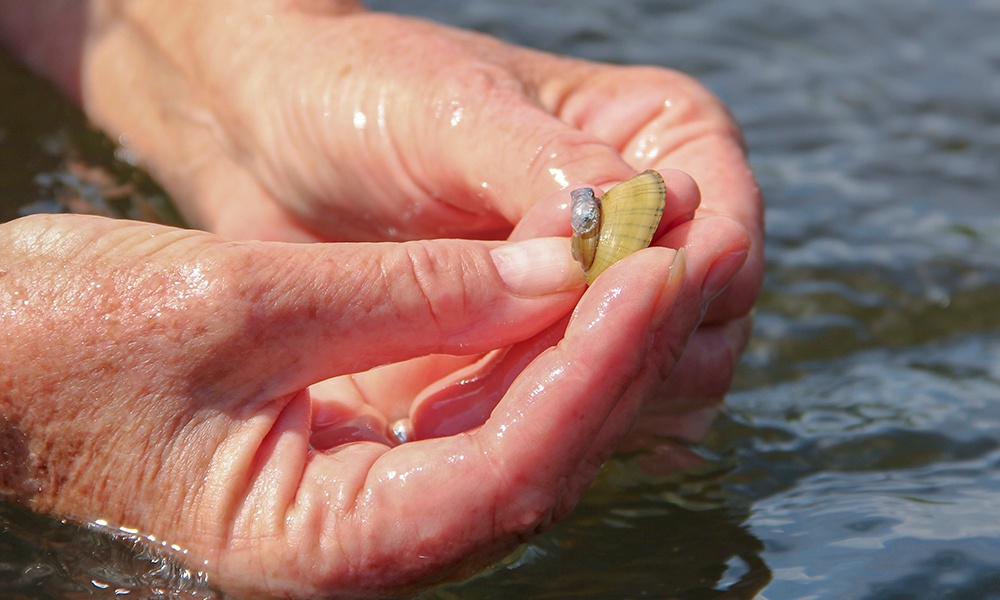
211;246;696;597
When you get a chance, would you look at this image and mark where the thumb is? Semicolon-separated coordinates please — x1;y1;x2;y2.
225;235;586;398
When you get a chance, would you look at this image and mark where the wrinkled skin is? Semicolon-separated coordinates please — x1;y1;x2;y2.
0;0;762;598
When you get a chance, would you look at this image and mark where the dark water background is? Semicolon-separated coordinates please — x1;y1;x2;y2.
3;0;1000;597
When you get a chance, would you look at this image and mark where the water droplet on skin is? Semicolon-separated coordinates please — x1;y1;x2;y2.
632;133;661;161
581;286;624;333
376;97;388;129
450;104;464;127
548;167;569;188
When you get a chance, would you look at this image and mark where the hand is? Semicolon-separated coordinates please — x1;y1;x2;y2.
0;212;734;597
69;0;762;445
0;3;762;594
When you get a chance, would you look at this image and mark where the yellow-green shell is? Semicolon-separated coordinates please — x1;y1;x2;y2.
572;170;666;285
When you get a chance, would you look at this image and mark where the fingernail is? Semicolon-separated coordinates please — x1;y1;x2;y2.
652;248;686;327
702;249;748;302
491;237;584;297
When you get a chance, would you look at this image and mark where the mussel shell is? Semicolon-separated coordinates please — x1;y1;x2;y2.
572;170;666;285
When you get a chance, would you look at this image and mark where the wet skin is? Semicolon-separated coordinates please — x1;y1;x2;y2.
0;1;761;597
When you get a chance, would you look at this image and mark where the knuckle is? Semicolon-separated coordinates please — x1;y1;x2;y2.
615;66;743;139
395;241;478;331
651;336;688;385
527;128;616;182
436;53;529;102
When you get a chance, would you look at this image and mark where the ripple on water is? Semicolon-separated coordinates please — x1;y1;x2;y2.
0;503;219;598
719;332;1000;598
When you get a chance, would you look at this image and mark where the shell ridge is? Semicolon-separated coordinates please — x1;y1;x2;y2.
571;170;667;285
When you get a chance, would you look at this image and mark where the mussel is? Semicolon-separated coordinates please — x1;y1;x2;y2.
570;170;666;284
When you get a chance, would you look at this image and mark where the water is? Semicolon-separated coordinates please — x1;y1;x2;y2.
2;0;999;597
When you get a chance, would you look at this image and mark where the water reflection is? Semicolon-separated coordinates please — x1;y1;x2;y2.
723;333;1000;598
0;502;219;598
426;457;773;598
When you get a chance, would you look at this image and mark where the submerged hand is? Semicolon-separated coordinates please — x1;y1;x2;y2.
0;213;737;597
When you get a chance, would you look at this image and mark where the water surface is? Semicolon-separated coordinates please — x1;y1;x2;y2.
2;0;999;597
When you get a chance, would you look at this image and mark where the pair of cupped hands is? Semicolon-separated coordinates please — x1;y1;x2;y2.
0;1;761;598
